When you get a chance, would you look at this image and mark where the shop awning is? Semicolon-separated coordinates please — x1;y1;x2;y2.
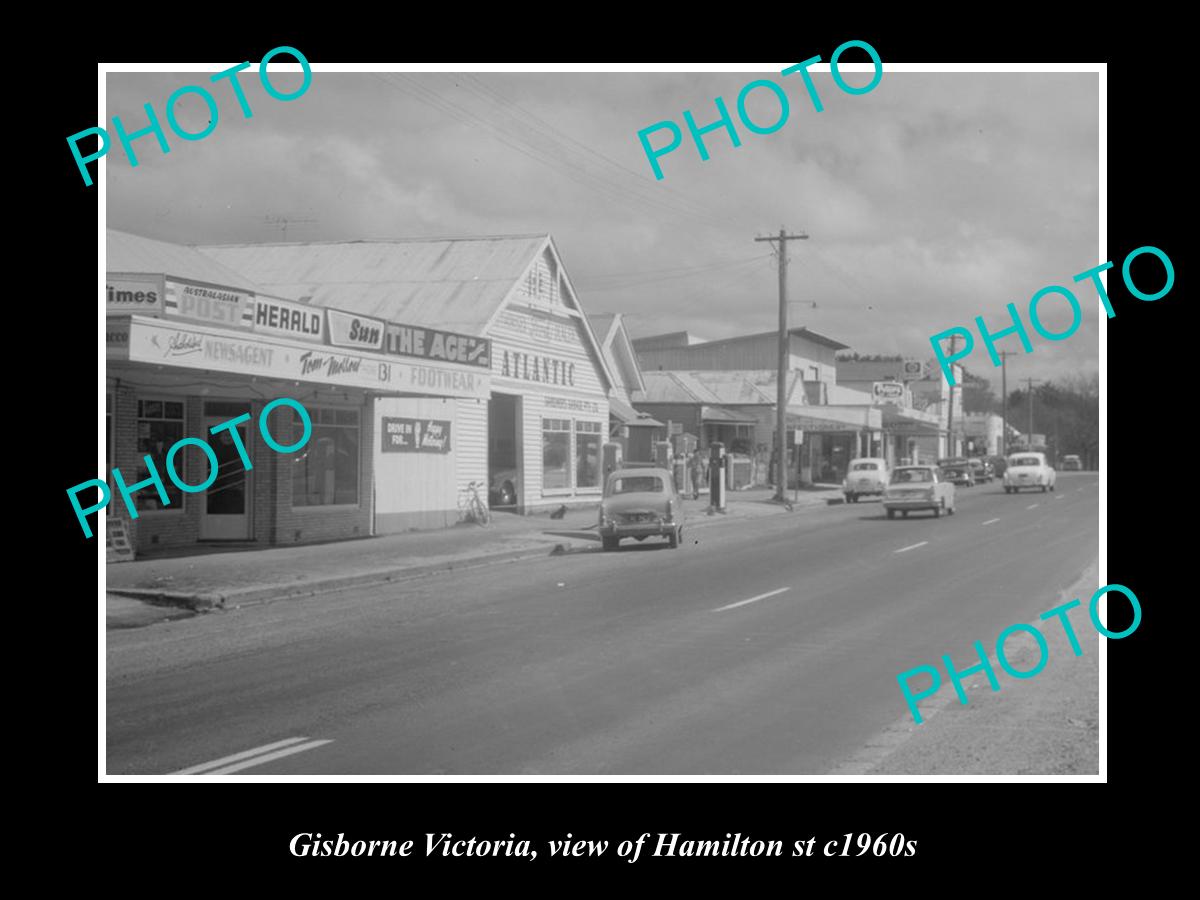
786;404;880;432
701;405;758;425
115;315;492;400
880;405;943;435
609;396;664;428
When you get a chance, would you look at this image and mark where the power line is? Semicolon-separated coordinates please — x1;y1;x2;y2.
376;73;739;231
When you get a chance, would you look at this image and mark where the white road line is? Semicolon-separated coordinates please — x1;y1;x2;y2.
204;740;333;775
1055;495;1064;501
171;737;316;775
1026;503;1039;509
982;518;1000;525
894;541;928;554
713;587;789;613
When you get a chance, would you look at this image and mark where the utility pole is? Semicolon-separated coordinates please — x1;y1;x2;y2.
1023;378;1041;449
755;227;809;502
1000;350;1012;456
945;335;957;458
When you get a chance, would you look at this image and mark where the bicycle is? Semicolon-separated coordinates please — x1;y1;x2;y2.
458;480;491;526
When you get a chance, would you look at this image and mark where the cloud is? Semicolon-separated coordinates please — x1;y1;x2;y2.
105;69;1100;385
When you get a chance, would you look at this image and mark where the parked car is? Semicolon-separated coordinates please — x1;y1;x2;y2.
1061;454;1083;471
598;467;685;550
489;468;518;507
968;458;994;483
936;457;976;487
883;465;956;519
1003;452;1057;493
843;457;889;503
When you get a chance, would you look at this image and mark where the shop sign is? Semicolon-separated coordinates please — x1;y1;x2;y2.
252;295;324;343
127;318;491;399
165;280;255;328
499;349;575;386
106;318;130;357
380;417;452;453
384;323;491;369
327;309;385;351
872;381;905;403
544;397;600;414
106;276;164;315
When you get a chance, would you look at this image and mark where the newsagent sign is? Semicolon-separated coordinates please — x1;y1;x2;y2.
123;316;490;399
380;417;452;453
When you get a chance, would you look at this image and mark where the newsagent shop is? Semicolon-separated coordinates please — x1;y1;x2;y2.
199;233;615;520
105;229;491;553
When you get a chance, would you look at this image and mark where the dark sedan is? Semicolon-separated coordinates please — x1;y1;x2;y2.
936;457;976;487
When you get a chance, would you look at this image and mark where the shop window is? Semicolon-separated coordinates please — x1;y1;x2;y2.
542;418;571;490
136;398;185;511
575;420;602;489
292;406;360;507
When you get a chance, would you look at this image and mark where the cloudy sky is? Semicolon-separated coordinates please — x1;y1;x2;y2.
106;67;1100;392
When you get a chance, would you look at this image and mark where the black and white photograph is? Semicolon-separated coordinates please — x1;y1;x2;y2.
95;60;1111;779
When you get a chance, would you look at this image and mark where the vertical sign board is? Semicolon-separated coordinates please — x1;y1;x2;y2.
106;517;135;562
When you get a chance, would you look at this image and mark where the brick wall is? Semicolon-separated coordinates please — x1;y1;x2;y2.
111;384;373;554
263;398;373;545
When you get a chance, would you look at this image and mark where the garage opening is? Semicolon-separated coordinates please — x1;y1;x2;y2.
488;392;521;512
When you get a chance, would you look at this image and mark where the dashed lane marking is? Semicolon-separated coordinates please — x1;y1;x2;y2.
894;541;928;554
1026;503;1039;509
1055;495;1064;501
713;587;790;613
982;518;1000;525
170;737;332;775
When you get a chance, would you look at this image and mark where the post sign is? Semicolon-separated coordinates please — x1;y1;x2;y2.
380;417;452;453
327;309;385;351
164;280;254;329
873;381;905;403
901;359;923;379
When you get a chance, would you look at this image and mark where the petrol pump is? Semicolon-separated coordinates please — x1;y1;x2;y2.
708;441;727;514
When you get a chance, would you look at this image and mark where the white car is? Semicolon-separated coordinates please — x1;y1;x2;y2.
1004;452;1056;494
843;457;889;503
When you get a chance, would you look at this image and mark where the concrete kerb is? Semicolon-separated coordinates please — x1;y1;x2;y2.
106;541;590;612
105;491;840;612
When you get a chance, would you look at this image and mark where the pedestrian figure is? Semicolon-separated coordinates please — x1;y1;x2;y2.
689;448;705;500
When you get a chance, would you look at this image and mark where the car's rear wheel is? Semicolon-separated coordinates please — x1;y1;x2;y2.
1050;484;1055;492
1041;484;1047;493
668;528;679;549
933;500;943;518
902;510;909;518
602;536;619;551
887;509;895;520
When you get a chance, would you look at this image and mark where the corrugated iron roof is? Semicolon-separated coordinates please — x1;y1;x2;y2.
107;229;263;292
197;235;549;335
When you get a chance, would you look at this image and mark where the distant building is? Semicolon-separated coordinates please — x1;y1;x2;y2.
631;328;881;486
587;313;662;462
835;357;959;462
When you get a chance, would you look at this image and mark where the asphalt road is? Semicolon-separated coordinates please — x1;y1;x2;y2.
106;473;1100;775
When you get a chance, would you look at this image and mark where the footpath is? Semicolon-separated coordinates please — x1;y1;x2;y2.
106;485;842;629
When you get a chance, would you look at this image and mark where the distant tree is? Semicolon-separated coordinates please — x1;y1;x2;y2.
960;368;1000;414
1008;374;1099;468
